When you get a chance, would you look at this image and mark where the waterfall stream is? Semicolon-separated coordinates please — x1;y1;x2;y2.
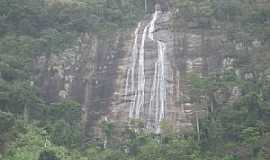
125;6;167;133
126;23;141;119
135;23;148;119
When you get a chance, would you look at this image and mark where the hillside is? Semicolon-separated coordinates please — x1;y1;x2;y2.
0;0;270;160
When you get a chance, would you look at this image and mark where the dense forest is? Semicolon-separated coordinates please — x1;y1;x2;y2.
0;0;270;160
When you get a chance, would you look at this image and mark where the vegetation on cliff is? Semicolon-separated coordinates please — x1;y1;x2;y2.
0;0;270;160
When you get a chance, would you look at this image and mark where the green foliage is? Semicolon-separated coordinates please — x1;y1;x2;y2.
222;155;239;160
0;0;148;158
0;111;15;147
3;123;48;160
135;137;200;160
177;2;270;159
42;100;81;148
0;35;34;81
39;150;60;160
45;100;80;123
101;121;114;138
0;0;270;160
0;112;15;133
2;121;87;160
240;127;260;144
0;80;42;115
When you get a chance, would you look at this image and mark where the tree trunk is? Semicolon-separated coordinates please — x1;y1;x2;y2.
195;112;200;144
81;80;90;147
145;0;148;13
23;104;28;123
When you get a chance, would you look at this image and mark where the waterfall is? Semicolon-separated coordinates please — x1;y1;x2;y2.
156;41;166;133
125;69;130;101
135;23;149;119
125;23;141;119
147;8;167;133
148;9;158;41
126;5;167;133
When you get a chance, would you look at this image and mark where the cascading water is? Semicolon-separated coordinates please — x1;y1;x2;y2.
147;8;167;133
135;24;148;119
156;41;166;127
125;5;167;133
125;23;141;118
148;9;158;41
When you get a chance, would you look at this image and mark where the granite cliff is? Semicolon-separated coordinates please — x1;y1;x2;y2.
36;2;248;138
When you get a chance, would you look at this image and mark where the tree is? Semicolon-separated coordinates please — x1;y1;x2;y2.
39;150;60;160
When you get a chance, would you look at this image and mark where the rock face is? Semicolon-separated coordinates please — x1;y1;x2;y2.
109;5;177;133
107;4;228;134
36;3;232;137
35;31;129;138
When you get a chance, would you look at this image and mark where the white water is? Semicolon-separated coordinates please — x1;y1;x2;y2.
157;41;166;133
134;23;149;119
126;23;141;118
147;8;167;133
157;41;166;122
148;9;158;41
126;6;167;132
125;69;130;101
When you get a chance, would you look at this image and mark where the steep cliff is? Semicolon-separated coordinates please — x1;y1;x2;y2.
35;30;132;138
36;2;243;137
